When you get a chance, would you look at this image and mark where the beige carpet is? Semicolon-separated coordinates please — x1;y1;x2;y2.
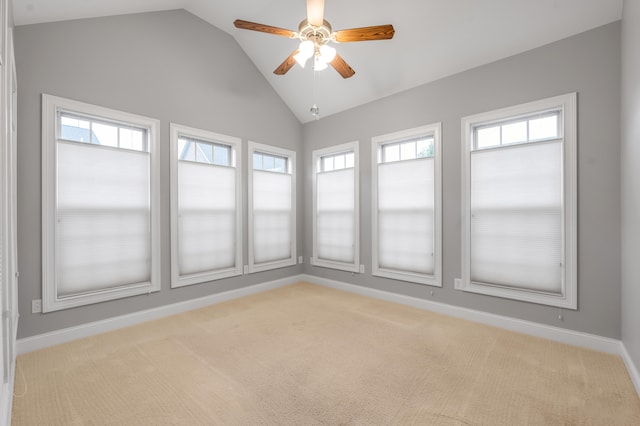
12;282;640;425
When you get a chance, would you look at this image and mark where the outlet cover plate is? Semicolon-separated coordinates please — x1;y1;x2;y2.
454;278;463;289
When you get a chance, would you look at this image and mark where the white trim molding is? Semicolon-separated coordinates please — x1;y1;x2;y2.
41;94;161;312
14;275;640;399
311;141;360;273
371;123;443;287
17;275;304;355
621;344;640;396
247;141;297;273
460;93;578;310
169;123;243;288
301;274;620;354
303;275;640;397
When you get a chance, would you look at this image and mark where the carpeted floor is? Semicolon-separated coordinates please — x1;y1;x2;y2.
11;282;640;425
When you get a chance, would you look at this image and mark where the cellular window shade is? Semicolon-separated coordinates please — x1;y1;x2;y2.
178;161;236;276
316;168;355;263
470;141;563;293
56;141;151;297
378;158;434;274
253;170;292;264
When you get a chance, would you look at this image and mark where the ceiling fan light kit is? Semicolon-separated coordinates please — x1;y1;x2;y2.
234;0;394;118
234;0;394;78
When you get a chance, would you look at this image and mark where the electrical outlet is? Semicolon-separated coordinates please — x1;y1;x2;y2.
298;256;303;264
454;278;462;289
243;265;249;274
32;299;42;313
359;264;365;274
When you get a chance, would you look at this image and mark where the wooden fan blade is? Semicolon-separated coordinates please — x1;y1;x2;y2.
330;53;355;79
233;20;295;38
307;0;325;27
274;49;300;75
334;25;395;42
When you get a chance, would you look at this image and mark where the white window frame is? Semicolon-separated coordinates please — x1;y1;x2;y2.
2;27;18;379
170;123;243;288
461;93;577;309
372;123;442;286
1;20;17;394
311;141;360;273
42;94;161;312
247;142;296;273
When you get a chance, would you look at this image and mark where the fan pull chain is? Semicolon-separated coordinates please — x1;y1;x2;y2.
311;68;320;120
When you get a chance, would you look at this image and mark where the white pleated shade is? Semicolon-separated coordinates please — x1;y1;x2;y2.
316;168;355;263
56;141;151;296
177;161;236;276
470;141;563;293
253;170;292;264
378;158;435;274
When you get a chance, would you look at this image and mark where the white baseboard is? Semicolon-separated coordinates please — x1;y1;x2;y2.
301;274;622;355
14;273;640;399
621;343;640;396
17;275;304;355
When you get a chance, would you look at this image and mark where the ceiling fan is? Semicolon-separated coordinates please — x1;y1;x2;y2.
234;0;395;79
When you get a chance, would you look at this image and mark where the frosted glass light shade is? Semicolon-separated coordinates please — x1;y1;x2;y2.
319;45;336;63
294;40;314;67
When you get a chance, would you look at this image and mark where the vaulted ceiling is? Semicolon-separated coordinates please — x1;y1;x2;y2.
12;0;623;123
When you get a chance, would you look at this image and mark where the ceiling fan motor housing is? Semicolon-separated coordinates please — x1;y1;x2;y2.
297;19;334;45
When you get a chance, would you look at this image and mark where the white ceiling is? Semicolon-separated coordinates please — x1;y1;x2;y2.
12;0;623;123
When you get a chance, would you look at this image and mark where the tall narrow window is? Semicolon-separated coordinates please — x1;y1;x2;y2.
311;142;360;273
42;95;161;312
170;124;242;288
372;123;442;286
248;142;296;273
461;93;577;309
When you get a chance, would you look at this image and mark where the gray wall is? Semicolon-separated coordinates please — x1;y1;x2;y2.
303;22;622;339
621;1;640;367
15;10;303;339
15;11;625;342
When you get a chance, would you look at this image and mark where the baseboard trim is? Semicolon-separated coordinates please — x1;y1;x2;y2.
621;343;640;395
15;274;639;398
17;275;304;355
301;274;622;355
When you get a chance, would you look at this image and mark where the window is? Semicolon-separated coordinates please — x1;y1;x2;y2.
461;93;577;309
311;142;360;273
248;142;296;273
170;124;242;287
42;94;161;312
372;123;442;286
